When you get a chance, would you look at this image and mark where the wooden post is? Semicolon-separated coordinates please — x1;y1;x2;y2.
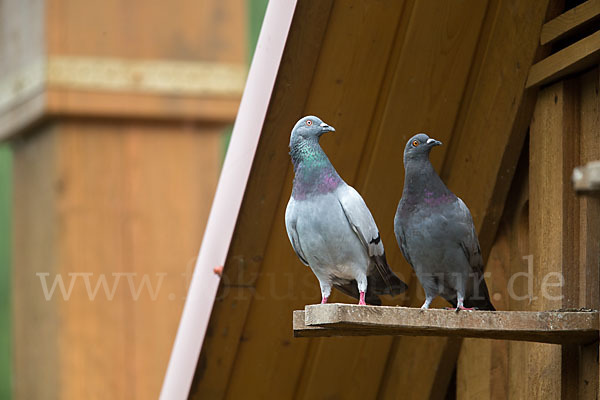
529;75;600;399
578;67;600;400
4;1;246;399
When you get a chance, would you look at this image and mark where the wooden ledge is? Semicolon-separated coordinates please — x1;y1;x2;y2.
293;304;599;344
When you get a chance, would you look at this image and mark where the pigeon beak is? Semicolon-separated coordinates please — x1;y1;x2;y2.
320;122;335;133
426;138;442;146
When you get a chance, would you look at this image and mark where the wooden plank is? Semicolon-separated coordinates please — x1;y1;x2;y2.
457;216;512;400
189;1;336;398
295;1;489;399
222;2;408;399
46;88;241;122
293;305;599;344
579;67;600;399
501;151;532;400
13;122;220;400
541;0;600;45
188;286;254;399
527;30;600;89
443;0;552;253
376;335;461;400
47;0;246;63
13;128;60;400
380;0;552;398
529;79;580;399
573;161;600;191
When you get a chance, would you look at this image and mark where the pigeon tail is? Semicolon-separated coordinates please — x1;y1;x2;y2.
444;283;496;311
465;287;496;311
370;254;408;296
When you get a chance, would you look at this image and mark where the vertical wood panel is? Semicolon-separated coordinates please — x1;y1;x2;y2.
13;128;60;400
505;153;531;400
191;1;336;398
457;226;510;400
578;68;600;399
47;0;246;63
529;79;580;399
13;122;220;399
223;2;408;398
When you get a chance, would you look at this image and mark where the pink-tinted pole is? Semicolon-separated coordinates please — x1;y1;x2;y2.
159;1;298;398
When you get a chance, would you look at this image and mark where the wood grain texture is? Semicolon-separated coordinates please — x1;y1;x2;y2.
294;305;599;344
541;0;600;45
223;1;408;398
46;0;246;63
527;30;600;89
190;1;336;398
296;1;488;399
442;0;551;254
578;67;600;399
529;80;580;399
457;215;511;400
45;88;241;123
13;122;220;399
1;0;246;139
13;127;60;400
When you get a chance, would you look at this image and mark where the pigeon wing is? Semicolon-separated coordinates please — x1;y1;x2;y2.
455;198;484;274
285;197;309;266
393;215;414;268
336;185;404;293
455;198;495;310
336;184;384;257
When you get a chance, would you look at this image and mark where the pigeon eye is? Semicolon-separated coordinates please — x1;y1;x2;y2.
412;140;419;147
306;120;313;126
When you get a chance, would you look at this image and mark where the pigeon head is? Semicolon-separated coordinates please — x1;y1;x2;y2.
290;116;335;145
403;133;442;163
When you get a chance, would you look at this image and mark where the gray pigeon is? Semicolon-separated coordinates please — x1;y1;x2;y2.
394;133;495;311
285;116;407;305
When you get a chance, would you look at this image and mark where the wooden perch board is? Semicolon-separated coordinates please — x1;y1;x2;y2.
293;304;599;344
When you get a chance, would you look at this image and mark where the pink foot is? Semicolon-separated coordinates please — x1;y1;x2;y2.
358;291;366;305
456;306;475;312
321;296;328;304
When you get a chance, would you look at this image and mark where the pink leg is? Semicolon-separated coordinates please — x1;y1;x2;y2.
455;296;475;312
321;296;328;304
359;291;366;305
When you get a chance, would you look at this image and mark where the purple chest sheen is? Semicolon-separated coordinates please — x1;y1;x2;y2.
292;166;341;200
422;190;454;206
400;188;455;217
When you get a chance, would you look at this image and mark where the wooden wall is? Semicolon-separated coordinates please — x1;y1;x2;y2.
4;0;246;399
192;0;592;399
457;67;600;400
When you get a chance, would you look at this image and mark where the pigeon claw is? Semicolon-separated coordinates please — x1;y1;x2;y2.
455;306;475;312
321;296;328;304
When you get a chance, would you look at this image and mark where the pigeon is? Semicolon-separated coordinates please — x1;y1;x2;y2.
285;116;407;305
394;133;495;311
